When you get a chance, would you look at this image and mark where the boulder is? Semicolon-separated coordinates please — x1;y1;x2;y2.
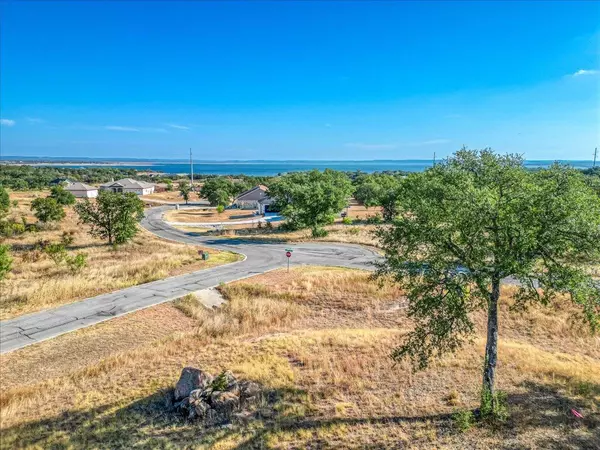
174;367;214;401
239;380;261;399
210;390;240;415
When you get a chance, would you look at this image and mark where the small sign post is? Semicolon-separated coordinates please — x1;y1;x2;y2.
285;248;293;272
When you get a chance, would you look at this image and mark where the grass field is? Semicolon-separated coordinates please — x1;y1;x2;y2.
0;191;241;319
1;266;598;449
164;208;257;223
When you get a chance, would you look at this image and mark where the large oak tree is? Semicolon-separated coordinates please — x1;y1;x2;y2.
376;149;600;414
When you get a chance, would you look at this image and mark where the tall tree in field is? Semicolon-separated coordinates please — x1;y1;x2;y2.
178;182;191;205
0;186;10;219
200;178;238;207
376;149;600;415
75;191;145;245
31;197;66;223
49;185;76;205
353;174;402;221
269;169;353;237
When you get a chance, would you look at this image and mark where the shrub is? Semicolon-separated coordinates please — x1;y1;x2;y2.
342;216;352;225
34;239;51;251
65;253;87;274
60;231;75;247
266;220;274;230
44;243;67;266
211;371;229;391
216;204;225;214
366;214;383;224
347;227;360;236
31;197;65;223
0;244;12;281
311;226;328;238
49;185;76;205
480;387;509;423
453;410;475;432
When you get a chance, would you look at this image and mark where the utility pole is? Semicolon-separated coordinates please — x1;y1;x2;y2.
190;148;194;190
594;147;598;168
433;152;436;167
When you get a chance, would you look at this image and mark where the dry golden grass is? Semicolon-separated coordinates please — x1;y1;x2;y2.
141;188;204;203
0;267;598;449
0;190;241;319
164;208;257;223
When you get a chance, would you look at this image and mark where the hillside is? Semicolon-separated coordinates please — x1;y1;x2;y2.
1;267;598;449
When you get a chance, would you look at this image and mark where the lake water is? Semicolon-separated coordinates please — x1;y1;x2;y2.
35;159;597;176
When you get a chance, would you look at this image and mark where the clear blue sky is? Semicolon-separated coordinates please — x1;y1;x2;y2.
1;1;598;160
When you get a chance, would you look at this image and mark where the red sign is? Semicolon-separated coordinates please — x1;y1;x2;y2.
286;251;292;258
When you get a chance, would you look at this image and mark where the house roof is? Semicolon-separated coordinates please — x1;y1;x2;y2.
235;185;269;202
66;182;97;192
100;178;155;189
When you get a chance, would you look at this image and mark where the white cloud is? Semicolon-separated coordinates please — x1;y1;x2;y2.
0;118;15;127
572;69;599;77
344;142;398;150
167;123;190;130
105;125;140;132
26;117;44;123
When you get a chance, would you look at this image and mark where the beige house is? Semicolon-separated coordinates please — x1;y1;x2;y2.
65;182;98;198
233;185;269;209
99;178;155;195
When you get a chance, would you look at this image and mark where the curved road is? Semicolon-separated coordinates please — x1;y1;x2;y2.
0;206;380;353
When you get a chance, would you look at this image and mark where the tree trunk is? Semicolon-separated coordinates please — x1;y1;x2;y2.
482;276;500;409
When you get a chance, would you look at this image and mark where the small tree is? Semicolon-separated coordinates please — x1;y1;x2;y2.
49;185;76;205
0;244;12;281
376;149;600;416
0;186;10;219
200;178;236;207
31;197;65;223
75;191;144;245
216;204;225;214
269;169;353;237
179;183;191;204
165;180;174;192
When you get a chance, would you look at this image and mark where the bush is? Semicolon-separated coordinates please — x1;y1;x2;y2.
366;214;383;224
0;244;12;281
0;219;26;237
453;410;475;432
60;231;75;247
31;197;65;223
216;204;225;214
342;216;352;225
49;185;76;205
44;243;67;266
480;388;509;423
347;227;360;236
266;220;274;230
65;253;87;274
311;226;328;238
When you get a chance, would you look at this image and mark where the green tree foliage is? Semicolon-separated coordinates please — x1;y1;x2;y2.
353;174;402;221
199;178;247;206
74;191;145;245
49;185;76;205
269;169;353;237
31;197;65;223
179;183;191;204
0;244;13;281
375;149;600;414
0;186;10;218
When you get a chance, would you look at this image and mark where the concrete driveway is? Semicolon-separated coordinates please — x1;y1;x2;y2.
0;206;380;353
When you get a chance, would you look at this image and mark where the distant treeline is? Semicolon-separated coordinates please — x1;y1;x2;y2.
0;163;596;192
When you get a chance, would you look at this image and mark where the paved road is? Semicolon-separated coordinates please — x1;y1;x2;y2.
0;206;379;354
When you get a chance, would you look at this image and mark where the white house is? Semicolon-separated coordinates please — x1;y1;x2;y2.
233;185;269;209
99;178;155;196
65;182;98;198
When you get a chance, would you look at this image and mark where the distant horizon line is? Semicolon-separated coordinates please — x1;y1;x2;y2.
1;155;595;163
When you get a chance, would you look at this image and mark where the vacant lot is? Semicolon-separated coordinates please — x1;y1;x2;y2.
0;191;240;319
1;267;598;449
